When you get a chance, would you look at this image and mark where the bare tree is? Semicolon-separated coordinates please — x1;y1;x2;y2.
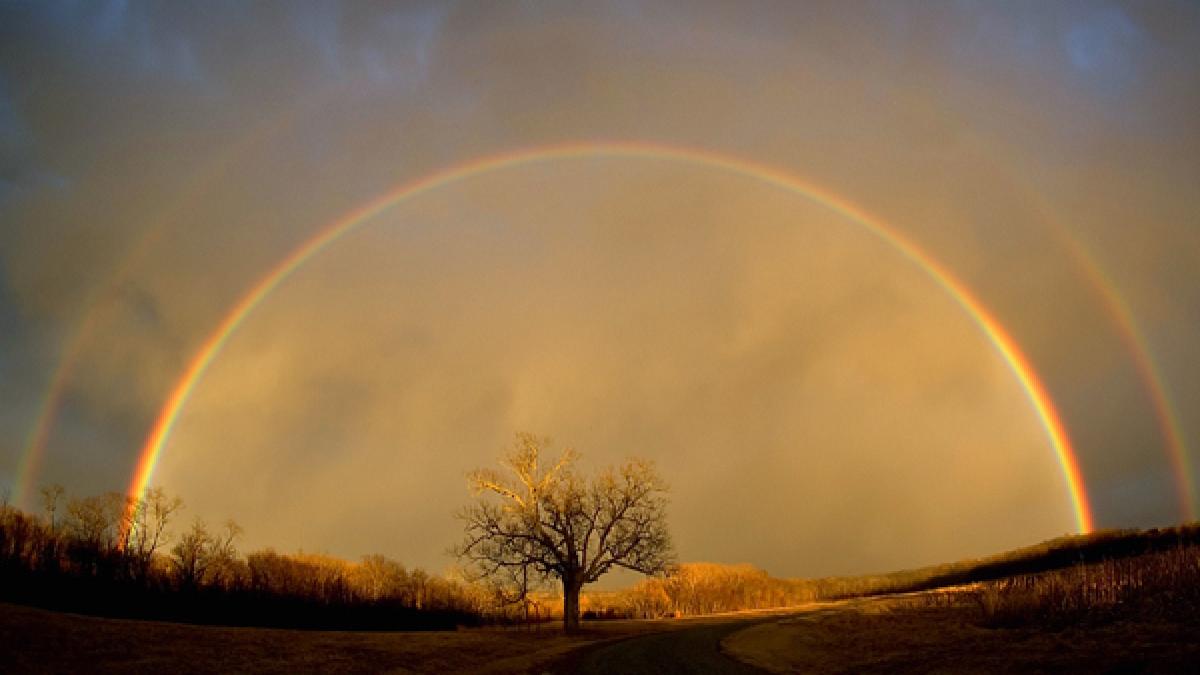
172;518;242;590
354;554;401;601
40;484;65;532
205;519;243;588
172;518;213;590
66;494;121;548
127;487;183;579
455;433;673;632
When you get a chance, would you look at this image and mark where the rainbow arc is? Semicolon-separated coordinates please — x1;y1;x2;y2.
123;141;1095;532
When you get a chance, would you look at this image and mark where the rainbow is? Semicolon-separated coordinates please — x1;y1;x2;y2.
11;93;333;512
986;157;1195;523
1058;235;1195;520
15;296;110;511
14;340;80;511
125;141;1095;532
11;225;175;512
928;132;1194;522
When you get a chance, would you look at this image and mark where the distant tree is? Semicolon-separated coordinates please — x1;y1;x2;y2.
66;494;118;548
127;487;183;580
169;517;239;588
64;493;130;577
172;519;213;590
409;567;429;609
353;554;407;602
106;492;140;552
204;519;243;588
455;433;673;632
39;484;65;532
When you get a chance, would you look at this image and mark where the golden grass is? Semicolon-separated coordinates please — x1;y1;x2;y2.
970;543;1200;628
0;601;623;674
0;600;782;673
723;593;1200;674
724;545;1200;674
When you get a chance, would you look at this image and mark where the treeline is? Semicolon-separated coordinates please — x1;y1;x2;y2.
0;487;501;630
578;561;879;619
606;562;818;618
5;485;1196;628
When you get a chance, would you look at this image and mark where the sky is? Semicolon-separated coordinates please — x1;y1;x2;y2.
0;1;1197;582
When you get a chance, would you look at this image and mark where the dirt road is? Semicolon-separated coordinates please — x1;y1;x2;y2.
549;617;773;674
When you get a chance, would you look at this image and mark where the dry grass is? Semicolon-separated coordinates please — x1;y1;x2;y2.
724;593;1200;674
969;544;1200;628
0;600;784;673
0;601;674;674
724;546;1200;673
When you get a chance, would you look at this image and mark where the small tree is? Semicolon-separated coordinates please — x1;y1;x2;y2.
40;484;65;532
127;487;183;580
66;494;119;548
172;518;213;590
204;519;243;589
455;433;673;632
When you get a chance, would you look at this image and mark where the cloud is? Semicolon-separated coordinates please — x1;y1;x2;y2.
0;1;1196;579
150;163;1075;576
1064;6;1143;77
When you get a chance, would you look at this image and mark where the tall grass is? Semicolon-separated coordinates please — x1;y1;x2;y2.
972;544;1200;628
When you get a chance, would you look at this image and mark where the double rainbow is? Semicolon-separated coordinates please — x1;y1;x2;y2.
1000;160;1195;522
9;94;332;512
1058;235;1194;519
123;141;1094;531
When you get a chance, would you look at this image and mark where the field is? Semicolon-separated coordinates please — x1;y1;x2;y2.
0;600;618;674
0;600;793;674
6;586;1197;673
724;594;1199;673
725;543;1200;673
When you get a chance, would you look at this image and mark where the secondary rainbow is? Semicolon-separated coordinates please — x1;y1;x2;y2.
1058;234;1195;520
999;164;1195;522
125;141;1095;533
12;92;334;512
932;132;1193;522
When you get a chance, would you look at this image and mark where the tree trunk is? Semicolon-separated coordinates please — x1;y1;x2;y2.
562;574;583;633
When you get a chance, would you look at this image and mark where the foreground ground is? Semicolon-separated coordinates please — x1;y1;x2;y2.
4;594;1198;673
0;601;636;674
549;615;775;674
724;593;1200;674
0;601;788;674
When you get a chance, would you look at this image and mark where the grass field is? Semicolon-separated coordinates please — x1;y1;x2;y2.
11;590;1197;674
971;543;1200;628
0;600;798;674
724;543;1200;673
0;601;629;674
725;592;1199;674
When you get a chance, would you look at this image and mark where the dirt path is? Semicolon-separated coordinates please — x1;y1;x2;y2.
548;616;783;675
